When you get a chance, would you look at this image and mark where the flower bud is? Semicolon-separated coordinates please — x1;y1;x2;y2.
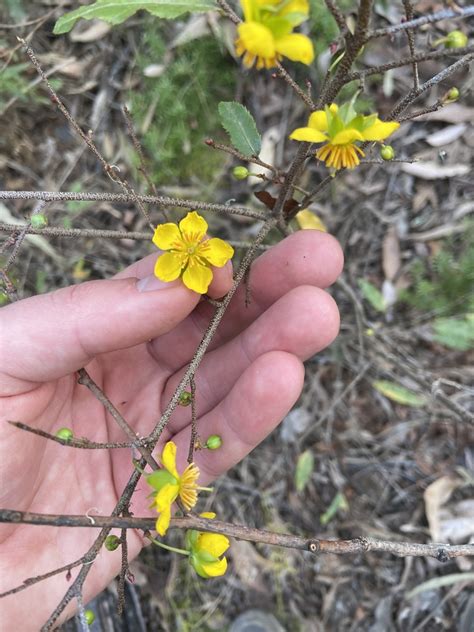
104;535;121;551
179;391;192;406
232;166;249;180
30;214;48;229
446;87;459;102
205;434;222;450
56;427;73;442
84;609;95;625
380;145;395;161
445;30;468;49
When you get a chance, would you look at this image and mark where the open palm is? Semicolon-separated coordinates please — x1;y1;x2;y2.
0;230;342;629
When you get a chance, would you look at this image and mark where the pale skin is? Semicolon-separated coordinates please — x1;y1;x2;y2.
0;230;343;629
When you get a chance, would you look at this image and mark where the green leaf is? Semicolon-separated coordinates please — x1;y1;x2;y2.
320;492;349;526
218;101;262;157
373;380;427;408
295;449;314;493
54;0;216;35
432;315;474;351
358;279;386;313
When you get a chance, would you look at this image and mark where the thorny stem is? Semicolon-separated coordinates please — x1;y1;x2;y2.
1;509;473;562
402;0;420;90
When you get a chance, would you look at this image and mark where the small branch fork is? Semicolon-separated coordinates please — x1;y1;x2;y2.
1;509;472;580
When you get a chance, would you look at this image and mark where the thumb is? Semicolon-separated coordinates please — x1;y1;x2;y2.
0;275;199;392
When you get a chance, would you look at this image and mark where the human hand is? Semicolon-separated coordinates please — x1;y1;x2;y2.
0;230;342;628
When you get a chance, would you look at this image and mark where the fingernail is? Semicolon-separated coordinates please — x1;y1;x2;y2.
136;275;177;292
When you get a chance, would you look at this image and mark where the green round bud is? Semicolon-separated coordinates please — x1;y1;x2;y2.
30;214;48;229
179;391;193;407
445;30;468;49
232;166;250;180
205;434;222;450
380;145;395;161
84;609;95;625
447;87;460;102
55;427;73;442
104;535;121;551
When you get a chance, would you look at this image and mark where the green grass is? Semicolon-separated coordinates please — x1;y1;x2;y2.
129;21;236;186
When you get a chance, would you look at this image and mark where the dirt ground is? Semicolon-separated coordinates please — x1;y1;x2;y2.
1;1;473;631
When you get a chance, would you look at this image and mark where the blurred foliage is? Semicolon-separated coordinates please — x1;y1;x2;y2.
0;61;62;112
400;224;474;317
308;0;355;55
129;21;236;186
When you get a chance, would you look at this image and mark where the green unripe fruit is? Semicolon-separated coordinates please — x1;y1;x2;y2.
380;145;395;161
232;166;250;180
30;214;48;229
56;427;73;442
205;434;222;450
445;30;468;49
84;609;95;625
447;87;460;102
104;535;121;551
179;391;193;406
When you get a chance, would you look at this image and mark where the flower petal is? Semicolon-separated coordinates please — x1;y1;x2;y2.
156;505;171;536
290;127;328;143
275;33;314;65
237;21;276;59
179;211;208;243
198;238;234;268
154;252;187;282
200;557;228;578
362;119;400;141
152;223;181;251
161;441;180;479
182;259;213;294
198;533;230;558
199;512;216;520
331;128;364;145
308;110;328;132
155;483;179;512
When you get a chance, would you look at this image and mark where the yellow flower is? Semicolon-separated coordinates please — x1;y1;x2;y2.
186;513;230;579
295;209;327;232
146;441;200;536
290;102;400;170
235;0;314;69
152;211;234;295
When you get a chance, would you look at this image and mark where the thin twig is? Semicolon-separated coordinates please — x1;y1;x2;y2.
0;190;266;220
1;509;473;561
368;7;474;40
187;376;198;464
77;369;158;469
402;0;420;90
389;53;474;120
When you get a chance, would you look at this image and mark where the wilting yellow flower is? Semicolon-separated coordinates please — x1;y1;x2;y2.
152;211;234;294
146;441;200;536
186;513;230;579
290;102;400;170
295;209;327;232
235;0;314;69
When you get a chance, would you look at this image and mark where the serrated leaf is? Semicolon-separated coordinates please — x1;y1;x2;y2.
373;380;427;408
358;279;386;313
432;316;474;351
295;449;314;493
320;492;349;526
218;101;261;157
54;0;216;35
